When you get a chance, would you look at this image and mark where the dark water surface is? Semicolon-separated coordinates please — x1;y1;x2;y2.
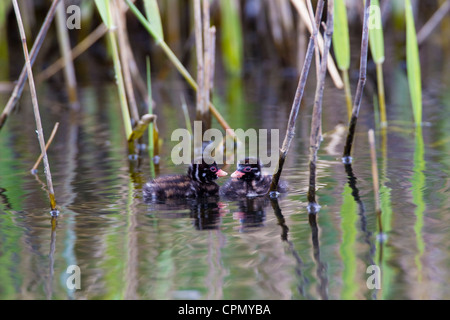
0;48;449;300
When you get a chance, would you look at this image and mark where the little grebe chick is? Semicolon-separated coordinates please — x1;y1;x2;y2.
144;159;227;201
220;158;286;199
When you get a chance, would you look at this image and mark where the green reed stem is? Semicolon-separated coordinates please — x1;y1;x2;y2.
376;63;387;127
405;0;423;126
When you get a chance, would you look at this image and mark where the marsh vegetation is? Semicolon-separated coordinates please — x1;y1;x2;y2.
0;0;449;300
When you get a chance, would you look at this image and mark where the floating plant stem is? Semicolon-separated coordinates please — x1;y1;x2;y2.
342;0;371;162
0;0;61;131
269;0;325;195
405;0;423;126
55;0;78;108
31;122;60;173
332;0;352;119
12;0;57;212
306;0;334;212
369;0;387;127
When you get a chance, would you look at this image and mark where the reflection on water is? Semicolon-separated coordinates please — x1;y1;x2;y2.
145;196;224;231
0;50;449;299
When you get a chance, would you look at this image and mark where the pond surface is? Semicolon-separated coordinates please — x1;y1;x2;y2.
0;44;449;300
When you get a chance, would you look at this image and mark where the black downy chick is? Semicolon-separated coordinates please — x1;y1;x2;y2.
144;158;227;201
220;157;286;198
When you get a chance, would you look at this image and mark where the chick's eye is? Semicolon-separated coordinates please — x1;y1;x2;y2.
210;166;217;172
243;166;252;172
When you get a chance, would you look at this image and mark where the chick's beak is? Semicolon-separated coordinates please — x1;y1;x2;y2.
231;170;245;179
216;169;228;177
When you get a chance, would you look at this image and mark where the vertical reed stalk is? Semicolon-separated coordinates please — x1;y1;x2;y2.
146;57;155;179
342;0;371;162
109;29;132;139
269;0;325;194
369;0;387;127
95;0;132;139
12;0;57;213
202;0;212;131
194;0;213;133
405;0;423;126
0;0;61;131
376;63;387;125
114;0;139;124
306;0;334;212
194;0;205;133
209;27;216;92
55;1;79;108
